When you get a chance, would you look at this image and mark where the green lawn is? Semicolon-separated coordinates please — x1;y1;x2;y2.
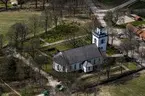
124;62;137;70
0;11;40;35
106;45;119;56
41;23;85;43
109;74;145;96
0;3;12;8
0;11;41;45
132;21;145;26
42;64;52;73
98;71;145;96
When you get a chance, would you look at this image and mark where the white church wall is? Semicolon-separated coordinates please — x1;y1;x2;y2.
92;35;99;46
71;63;81;71
93;57;103;65
53;62;64;72
98;36;108;51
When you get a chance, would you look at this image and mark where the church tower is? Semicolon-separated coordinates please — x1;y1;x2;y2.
92;27;108;52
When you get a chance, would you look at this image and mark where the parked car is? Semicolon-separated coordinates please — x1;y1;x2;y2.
56;84;65;91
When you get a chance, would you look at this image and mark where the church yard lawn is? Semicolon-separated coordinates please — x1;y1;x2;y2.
73;66;127;90
0;3;12;8
40;23;88;43
74;58;140;89
106;45;121;56
123;62;138;70
40;36;91;54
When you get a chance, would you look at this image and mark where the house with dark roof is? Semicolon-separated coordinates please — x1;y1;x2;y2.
53;44;104;72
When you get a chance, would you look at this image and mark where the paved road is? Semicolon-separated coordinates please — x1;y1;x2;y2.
109;0;137;12
85;0;107;27
85;0;137;27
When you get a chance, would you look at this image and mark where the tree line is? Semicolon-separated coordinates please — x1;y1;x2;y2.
0;0;86;11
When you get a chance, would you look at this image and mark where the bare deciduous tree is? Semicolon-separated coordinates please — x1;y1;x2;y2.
105;57;115;79
41;8;53;34
7;23;28;51
17;0;28;8
138;45;145;64
108;27;117;45
125;27;135;42
116;57;125;74
119;39;135;56
0;34;3;49
28;37;40;58
1;0;9;10
28;15;41;37
42;0;46;10
104;11;113;26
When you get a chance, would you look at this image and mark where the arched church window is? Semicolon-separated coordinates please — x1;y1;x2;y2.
57;65;59;70
94;38;96;43
101;39;105;44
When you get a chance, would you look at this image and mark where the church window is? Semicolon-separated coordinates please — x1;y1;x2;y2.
74;64;76;70
62;66;65;71
57;65;59;70
79;64;82;69
94;38;96;43
88;67;91;71
70;66;72;70
101;39;105;44
98;47;103;50
98;58;100;62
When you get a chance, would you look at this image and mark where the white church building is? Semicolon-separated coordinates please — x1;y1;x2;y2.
53;27;108;72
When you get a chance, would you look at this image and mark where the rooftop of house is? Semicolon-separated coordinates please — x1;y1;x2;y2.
53;44;103;66
126;24;145;39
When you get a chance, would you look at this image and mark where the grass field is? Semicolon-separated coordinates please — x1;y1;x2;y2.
0;11;40;35
99;71;145;96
